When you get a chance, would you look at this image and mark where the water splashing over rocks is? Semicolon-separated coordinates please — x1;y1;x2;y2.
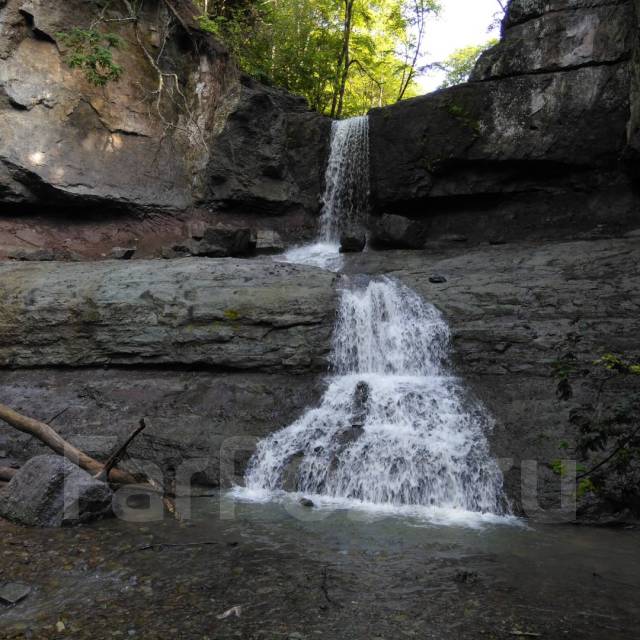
242;277;510;521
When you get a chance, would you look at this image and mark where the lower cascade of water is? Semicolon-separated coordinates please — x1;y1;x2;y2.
242;277;510;520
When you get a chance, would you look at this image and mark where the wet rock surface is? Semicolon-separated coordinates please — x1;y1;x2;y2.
1;236;638;518
0;369;325;490
339;231;366;253
0;455;112;527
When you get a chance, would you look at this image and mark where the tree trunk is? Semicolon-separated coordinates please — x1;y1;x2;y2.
330;0;355;118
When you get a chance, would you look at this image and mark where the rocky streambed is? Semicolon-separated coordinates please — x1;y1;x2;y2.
1;493;640;639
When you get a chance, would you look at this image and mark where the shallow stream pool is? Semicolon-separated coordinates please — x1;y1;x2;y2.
1;493;639;639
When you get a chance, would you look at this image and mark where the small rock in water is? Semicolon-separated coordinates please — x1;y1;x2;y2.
298;497;315;508
429;274;447;284
0;582;31;605
370;214;427;250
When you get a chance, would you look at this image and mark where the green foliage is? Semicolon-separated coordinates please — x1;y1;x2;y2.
594;353;640;375
576;477;596;498
556;351;640;509
57;27;124;86
438;39;498;88
550;459;565;476
196;0;440;116
445;102;480;133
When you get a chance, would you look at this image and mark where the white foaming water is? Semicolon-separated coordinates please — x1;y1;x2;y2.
281;116;369;271
240;277;512;526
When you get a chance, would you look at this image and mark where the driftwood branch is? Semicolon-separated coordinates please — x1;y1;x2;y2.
0;402;138;485
94;419;147;482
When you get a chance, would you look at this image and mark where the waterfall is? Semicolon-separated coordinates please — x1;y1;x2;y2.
319;116;370;242
243;277;510;520
283;116;369;270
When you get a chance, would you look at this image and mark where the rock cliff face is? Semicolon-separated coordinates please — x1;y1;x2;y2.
369;0;640;243
0;0;330;252
0;259;336;371
2;235;638;519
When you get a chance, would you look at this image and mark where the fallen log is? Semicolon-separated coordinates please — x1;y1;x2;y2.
0;467;16;482
0;402;138;485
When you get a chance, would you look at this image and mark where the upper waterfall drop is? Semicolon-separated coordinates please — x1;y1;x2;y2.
282;116;369;270
319;116;370;242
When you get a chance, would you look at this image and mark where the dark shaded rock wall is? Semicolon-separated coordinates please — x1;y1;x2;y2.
369;0;640;243
0;0;330;240
206;77;331;219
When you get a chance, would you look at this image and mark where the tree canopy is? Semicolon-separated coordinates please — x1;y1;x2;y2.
437;39;498;88
196;0;440;117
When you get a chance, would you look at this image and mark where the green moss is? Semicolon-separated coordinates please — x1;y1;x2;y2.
82;297;101;323
223;309;241;321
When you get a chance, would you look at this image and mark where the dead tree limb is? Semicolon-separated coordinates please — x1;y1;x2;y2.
0;402;138;485
94;419;147;482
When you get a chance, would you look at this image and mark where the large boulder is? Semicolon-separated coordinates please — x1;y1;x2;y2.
0;455;112;527
206;77;331;219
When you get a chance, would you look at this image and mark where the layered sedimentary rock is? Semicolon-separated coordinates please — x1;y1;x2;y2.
1;235;638;517
343;233;640;517
0;258;337;371
369;0;640;242
0;259;337;485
